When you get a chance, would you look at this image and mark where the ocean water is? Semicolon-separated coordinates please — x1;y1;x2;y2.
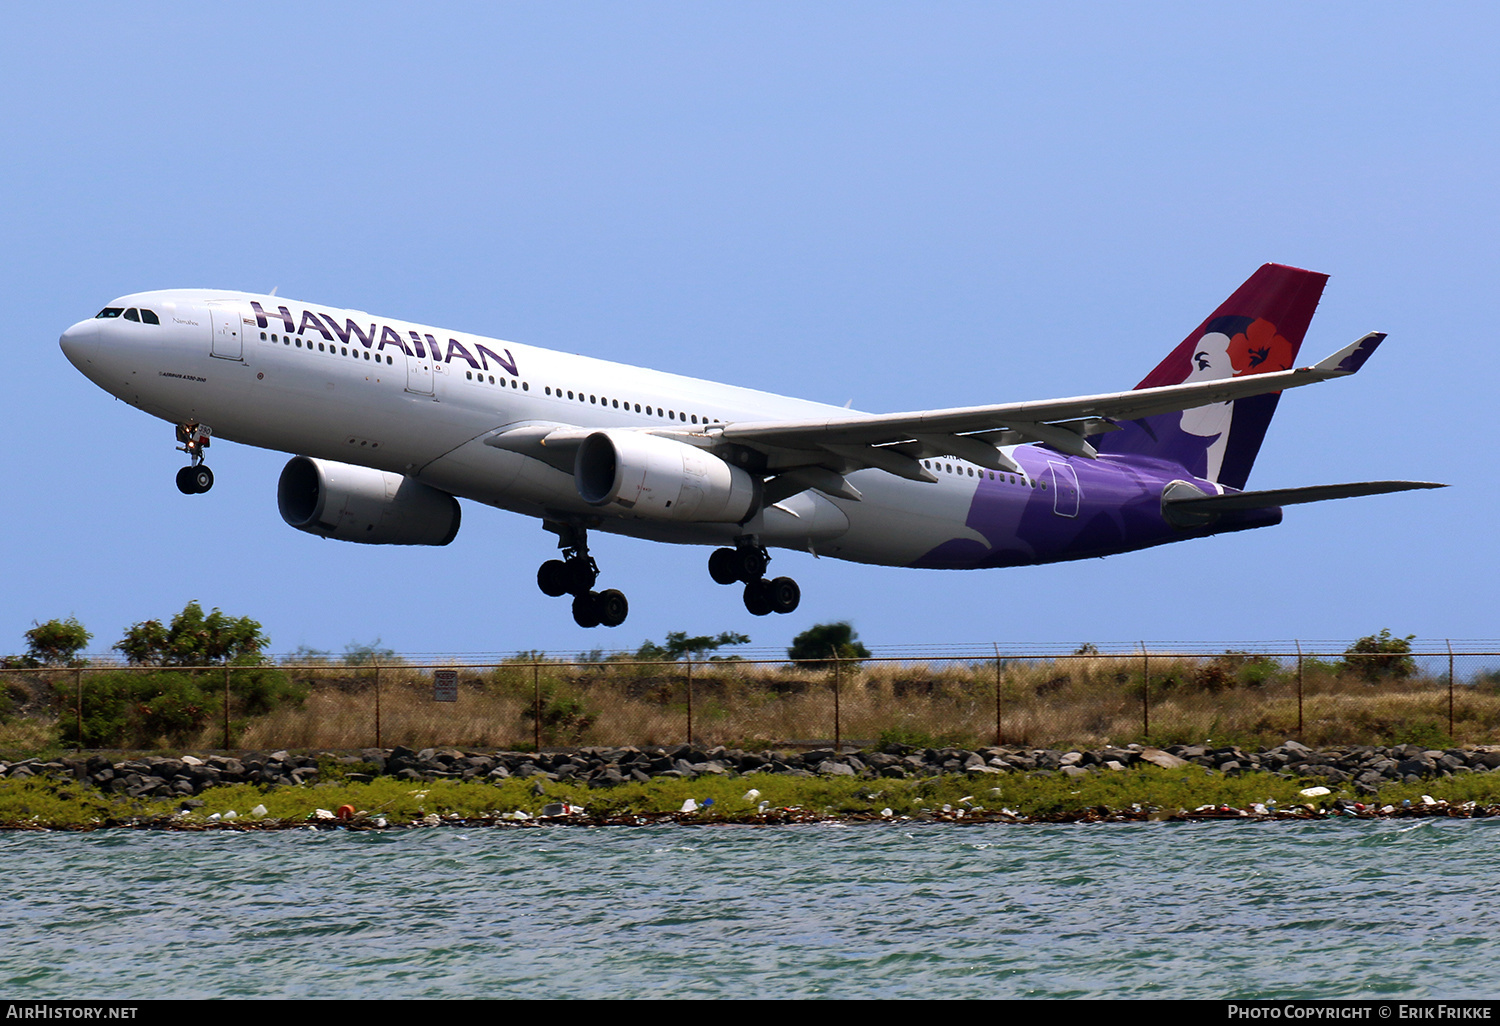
2;819;1498;1000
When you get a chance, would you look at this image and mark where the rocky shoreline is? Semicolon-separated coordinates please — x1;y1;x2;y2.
4;738;1499;800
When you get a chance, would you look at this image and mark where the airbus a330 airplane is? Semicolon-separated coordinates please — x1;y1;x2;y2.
60;263;1440;628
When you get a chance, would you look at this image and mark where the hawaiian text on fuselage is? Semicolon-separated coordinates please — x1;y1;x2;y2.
251;302;519;376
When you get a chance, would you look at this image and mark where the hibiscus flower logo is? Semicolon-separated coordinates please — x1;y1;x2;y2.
1228;318;1292;376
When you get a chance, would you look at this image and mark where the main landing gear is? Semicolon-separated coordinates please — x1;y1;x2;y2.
537;522;628;629
708;540;800;617
174;423;215;494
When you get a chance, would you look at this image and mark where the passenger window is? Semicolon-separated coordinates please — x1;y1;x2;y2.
95;308;123;319
123;309;140;322
141;309;160;325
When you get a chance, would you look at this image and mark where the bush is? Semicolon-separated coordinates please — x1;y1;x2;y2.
1342;629;1417;683
518;682;596;745
635;631;750;662
788;622;871;669
3;617;92;669
115;601;268;667
55;665;306;748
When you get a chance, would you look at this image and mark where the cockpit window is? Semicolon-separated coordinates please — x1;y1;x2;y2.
95;308;123;319
140;309;160;325
123;308;140;322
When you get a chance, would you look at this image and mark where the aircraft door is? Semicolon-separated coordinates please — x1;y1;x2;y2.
1048;461;1080;518
405;335;434;396
208;304;243;360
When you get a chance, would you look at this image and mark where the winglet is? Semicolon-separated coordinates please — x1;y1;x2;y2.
1311;332;1386;376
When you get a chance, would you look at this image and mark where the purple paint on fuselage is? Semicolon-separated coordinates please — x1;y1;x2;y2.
911;453;1281;569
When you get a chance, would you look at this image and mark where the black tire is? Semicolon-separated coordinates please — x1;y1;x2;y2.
736;546;770;581
537;560;570;597
572;591;602;628
175;466;197;494
565;557;597;595
768;576;800;615
743;579;774;617
708;548;740;585
192;466;214;493
597;589;629;628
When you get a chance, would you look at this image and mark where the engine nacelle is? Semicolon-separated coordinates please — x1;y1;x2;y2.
277;456;461;545
574;431;759;522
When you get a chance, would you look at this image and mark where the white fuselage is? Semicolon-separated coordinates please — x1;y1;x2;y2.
60;289;1044;566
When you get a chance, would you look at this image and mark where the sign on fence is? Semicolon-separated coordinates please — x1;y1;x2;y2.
433;669;458;703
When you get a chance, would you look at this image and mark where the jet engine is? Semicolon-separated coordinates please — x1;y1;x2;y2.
277;456;461;545
574;431;759;522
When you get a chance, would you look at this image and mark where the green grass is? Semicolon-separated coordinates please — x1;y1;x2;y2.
5;764;1500;828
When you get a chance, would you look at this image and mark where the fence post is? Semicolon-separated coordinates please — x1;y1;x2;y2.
532;661;541;752
74;667;83;752
686;658;694;746
223;664;231;750
1139;642;1149;741
993;642;1003;748
1295;641;1304;739
374;662;382;750
832;651;841;751
1448;640;1455;741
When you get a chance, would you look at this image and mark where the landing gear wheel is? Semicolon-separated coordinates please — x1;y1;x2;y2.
564;557;598;595
768;576;801;615
708;548;740;585
537;560;570;597
190;466;214;493
596;589;629;628
743;579;774;617
176;466;197;494
736;546;770;582
572;592;602;629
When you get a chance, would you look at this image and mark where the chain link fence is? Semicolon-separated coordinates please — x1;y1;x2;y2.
2;647;1497;755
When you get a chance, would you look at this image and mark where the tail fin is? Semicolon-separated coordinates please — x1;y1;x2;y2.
1097;263;1328;490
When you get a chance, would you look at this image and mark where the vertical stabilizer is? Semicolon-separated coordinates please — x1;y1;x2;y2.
1097;263;1328;490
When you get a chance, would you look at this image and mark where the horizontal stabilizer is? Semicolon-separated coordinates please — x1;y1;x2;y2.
1167;480;1446;513
1311;332;1386;376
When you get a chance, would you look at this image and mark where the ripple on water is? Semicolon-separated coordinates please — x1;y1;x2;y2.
2;821;1500;998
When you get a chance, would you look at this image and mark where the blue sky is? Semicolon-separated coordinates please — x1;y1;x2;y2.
2;3;1493;659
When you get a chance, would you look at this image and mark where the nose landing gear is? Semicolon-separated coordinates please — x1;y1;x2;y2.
537;522;628;628
174;423;215;494
709;540;800;616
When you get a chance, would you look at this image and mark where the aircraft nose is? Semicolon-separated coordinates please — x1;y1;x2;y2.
59;318;99;367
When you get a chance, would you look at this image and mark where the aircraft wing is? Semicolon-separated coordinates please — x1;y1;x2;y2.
715;332;1387;485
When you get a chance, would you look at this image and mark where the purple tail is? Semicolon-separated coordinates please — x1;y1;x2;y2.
1097;263;1329;490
